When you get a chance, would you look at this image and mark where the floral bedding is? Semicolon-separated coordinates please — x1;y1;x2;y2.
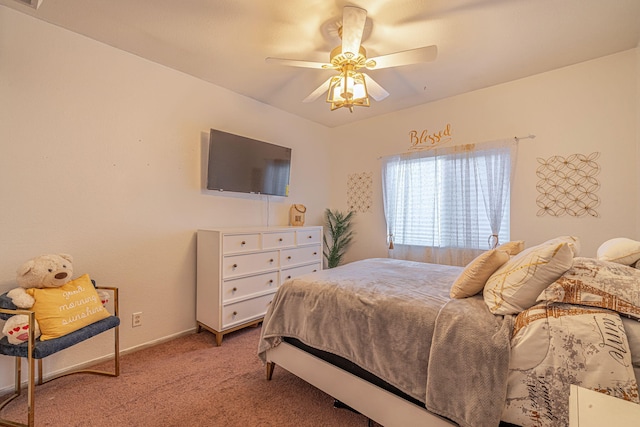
502;303;639;427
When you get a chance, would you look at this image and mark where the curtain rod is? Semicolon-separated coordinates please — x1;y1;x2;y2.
378;134;536;160
514;134;536;142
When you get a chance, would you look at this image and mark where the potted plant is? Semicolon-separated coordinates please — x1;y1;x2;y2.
323;209;355;269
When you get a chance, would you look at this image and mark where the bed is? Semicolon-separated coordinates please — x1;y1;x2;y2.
258;239;640;427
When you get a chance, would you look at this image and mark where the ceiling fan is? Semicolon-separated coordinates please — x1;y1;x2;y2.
266;6;437;112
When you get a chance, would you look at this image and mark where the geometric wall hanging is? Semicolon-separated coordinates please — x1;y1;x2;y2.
535;152;601;217
347;172;373;213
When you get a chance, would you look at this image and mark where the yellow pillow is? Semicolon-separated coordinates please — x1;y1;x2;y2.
26;274;110;341
450;249;510;298
496;240;525;256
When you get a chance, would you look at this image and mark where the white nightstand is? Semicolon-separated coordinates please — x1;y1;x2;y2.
569;384;640;427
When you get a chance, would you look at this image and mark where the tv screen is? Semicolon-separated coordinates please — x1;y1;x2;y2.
207;129;291;197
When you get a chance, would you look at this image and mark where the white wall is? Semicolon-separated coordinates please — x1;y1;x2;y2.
0;5;331;386
329;49;639;263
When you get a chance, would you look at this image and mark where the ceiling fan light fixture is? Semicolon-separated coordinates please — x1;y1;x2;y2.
265;6;437;112
329;45;368;69
327;67;370;112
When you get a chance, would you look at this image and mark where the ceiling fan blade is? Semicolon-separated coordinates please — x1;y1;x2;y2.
341;6;367;56
363;74;389;101
266;57;330;70
367;45;438;70
303;77;333;103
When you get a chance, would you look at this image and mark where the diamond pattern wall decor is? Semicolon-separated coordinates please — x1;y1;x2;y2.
535;152;600;217
347;172;373;213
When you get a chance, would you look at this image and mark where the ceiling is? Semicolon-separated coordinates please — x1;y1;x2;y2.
2;0;640;128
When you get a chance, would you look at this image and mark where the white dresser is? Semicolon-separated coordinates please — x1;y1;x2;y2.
196;226;323;345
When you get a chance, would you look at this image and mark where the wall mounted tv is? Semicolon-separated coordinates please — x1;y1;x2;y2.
207;129;292;197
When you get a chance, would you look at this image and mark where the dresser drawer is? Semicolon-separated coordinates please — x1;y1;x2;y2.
263;231;296;249
296;228;321;245
222;293;274;328
222;233;261;254
281;262;321;284
223;251;279;278
281;245;322;268
222;271;278;302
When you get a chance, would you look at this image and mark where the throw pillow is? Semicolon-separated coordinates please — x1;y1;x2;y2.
26;274;110;341
542;235;581;256
597;237;640;265
496;240;525;256
537;257;640;320
483;242;574;314
450;249;510;298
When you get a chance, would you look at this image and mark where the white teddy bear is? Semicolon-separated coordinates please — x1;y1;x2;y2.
1;253;108;345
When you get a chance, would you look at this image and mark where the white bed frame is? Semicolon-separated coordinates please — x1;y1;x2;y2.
265;342;456;427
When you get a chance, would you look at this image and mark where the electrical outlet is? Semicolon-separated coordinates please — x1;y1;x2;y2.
132;312;142;327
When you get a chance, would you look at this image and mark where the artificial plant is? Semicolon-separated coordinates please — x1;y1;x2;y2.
323;209;355;269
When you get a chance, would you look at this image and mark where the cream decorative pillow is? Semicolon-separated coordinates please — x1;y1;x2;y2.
483;242;574;314
542;235;581;256
26;274;110;341
450;249;510;299
537;257;640;320
496;241;525;256
597;237;640;265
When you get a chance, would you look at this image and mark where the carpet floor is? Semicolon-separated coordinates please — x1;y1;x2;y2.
0;326;378;426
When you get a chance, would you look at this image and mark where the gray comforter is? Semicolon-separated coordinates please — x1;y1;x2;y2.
258;258;513;427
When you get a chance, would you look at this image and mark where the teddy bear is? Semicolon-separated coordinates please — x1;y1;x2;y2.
1;253;109;345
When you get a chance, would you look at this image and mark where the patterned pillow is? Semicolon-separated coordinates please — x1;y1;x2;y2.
537;257;640;320
542;235;581;256
449;249;510;298
502;303;639;427
483;241;574;314
597;238;640;265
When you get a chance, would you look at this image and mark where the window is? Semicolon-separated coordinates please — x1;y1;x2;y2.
382;141;515;266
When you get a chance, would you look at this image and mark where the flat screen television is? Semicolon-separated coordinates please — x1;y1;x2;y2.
207;129;291;197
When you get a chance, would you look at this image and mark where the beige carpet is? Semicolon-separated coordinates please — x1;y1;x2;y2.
0;326;377;426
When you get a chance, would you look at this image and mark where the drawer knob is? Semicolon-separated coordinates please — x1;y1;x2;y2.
287;256;292;260
232;287;237;292
232;263;238;268
232;311;238;316
286;275;291;280
269;258;274;263
279;238;283;242
241;241;246;245
313;269;317;272
268;280;273;284
308;235;312;239
313;252;317;255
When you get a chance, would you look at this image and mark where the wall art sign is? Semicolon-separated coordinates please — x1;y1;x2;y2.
535;152;601;217
347;172;373;213
408;123;452;150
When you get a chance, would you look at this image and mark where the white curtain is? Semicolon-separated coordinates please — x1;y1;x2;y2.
382;140;517;266
475;142;517;248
